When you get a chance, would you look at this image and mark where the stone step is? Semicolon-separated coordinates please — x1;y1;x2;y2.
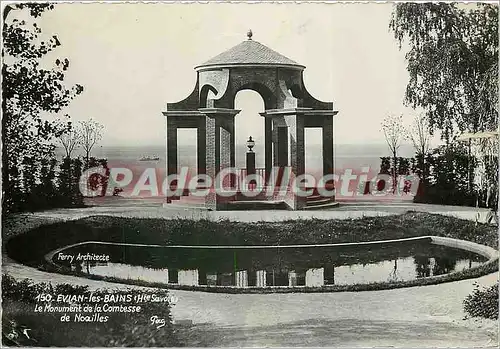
226;200;289;210
306;198;334;206
303;201;340;210
162;202;209;210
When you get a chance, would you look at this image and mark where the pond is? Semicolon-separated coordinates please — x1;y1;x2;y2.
52;241;487;288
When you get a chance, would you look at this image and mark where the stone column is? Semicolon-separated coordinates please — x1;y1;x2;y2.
204;115;216;210
265;118;273;184
215;119;221;177
197;116;207;176
288;113;306;210
322;115;335;195
166;117;178;177
229;118;236;188
229;118;236;169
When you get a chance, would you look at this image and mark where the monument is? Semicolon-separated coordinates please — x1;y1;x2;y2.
164;30;338;210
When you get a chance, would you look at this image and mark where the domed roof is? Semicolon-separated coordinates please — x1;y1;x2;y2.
195;30;305;70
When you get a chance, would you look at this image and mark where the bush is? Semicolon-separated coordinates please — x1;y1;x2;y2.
2;274;179;347
463;281;499;320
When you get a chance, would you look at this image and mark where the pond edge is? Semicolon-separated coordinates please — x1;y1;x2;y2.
42;235;499;294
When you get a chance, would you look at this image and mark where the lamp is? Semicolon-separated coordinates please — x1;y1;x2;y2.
246;136;255;152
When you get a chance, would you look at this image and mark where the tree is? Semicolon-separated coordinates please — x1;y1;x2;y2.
407;114;432;184
407;114;431;158
2;3;83;213
58;122;81;158
390;3;498;142
381;113;406;192
78;118;103;167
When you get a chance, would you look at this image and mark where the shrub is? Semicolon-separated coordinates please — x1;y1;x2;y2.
463;281;499;320
2;274;179;347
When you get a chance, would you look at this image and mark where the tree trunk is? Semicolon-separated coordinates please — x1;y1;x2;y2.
392;150;397;193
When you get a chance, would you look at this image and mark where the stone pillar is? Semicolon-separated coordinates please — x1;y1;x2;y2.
204;115;216;210
166;117;177;177
215;121;221;176
229;118;236;188
197;116;207;176
220;127;231;188
256;270;266;287
246;150;256;189
288;113;306;210
276;126;289;167
265;118;273;185
289;113;305;176
322;115;335;194
229;118;236;169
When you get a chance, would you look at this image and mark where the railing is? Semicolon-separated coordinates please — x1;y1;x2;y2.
234;168;267;190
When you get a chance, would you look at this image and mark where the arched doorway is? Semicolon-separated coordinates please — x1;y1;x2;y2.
234;90;265;169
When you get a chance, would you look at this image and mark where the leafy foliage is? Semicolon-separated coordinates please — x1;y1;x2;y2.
463;281;499;319
390;3;498;140
410;144;478;206
2;3;83;213
57;157;85;208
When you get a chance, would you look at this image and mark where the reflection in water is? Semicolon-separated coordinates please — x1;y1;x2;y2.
433;257;457;275
59;241;486;288
414;256;431;278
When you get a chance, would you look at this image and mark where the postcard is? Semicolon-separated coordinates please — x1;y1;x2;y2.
2;1;498;347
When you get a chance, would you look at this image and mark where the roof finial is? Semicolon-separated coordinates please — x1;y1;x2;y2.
247;29;253;40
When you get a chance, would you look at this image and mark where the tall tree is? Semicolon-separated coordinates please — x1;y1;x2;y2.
407;114;431;183
390;3;498;142
381;113;406;192
407;114;431;158
78;118;103;167
2;3;83;212
58;122;81;158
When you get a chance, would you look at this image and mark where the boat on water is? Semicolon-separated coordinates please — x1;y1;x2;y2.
139;155;160;161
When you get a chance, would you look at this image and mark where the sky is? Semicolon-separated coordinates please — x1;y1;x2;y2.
19;2;443;147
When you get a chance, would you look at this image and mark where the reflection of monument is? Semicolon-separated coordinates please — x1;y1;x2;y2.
164;30;338;210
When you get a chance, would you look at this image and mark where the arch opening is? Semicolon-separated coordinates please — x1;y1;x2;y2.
199;84;218;108
235;83;276;110
234;90;266;169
